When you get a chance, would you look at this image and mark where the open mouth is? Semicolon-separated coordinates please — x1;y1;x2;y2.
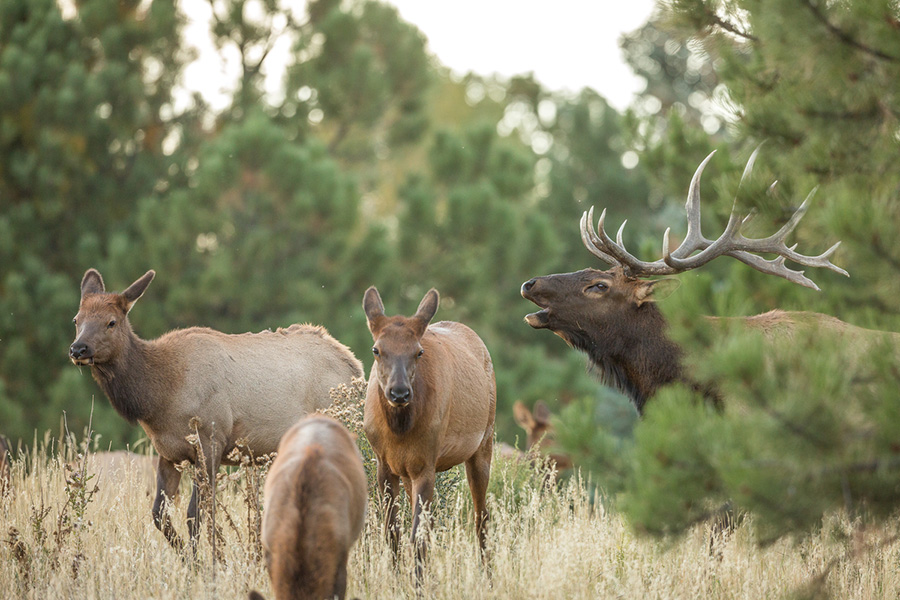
71;357;94;366
524;308;550;328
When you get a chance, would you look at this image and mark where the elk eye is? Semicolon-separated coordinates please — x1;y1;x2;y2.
107;319;117;329
372;347;380;356
416;349;424;358
73;317;77;324
587;282;608;292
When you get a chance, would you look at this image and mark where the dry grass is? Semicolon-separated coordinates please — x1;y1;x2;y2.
2;404;899;599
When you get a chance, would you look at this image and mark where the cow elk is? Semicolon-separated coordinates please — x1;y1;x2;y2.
249;415;367;600
362;286;496;579
522;149;858;414
512;401;573;471
69;269;363;551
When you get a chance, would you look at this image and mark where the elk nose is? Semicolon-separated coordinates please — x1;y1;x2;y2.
521;278;537;294
389;386;411;405
70;342;88;359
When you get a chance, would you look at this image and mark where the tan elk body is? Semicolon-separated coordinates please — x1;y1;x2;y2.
362;286;496;576
69;269;363;549
250;415;367;600
521;149;884;414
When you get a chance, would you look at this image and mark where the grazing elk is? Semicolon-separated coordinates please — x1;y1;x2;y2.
69;268;363;551
522;149;857;415
249;415;367;600
512;401;573;471
362;286;496;578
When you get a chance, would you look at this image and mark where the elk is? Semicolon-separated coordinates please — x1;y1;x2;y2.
249;415;367;600
362;286;496;578
69;268;363;551
512;400;573;471
521;149;855;415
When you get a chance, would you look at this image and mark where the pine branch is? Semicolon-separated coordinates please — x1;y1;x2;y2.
802;0;900;62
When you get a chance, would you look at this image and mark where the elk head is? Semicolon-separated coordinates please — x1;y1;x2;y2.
70;269;155;366
363;286;439;408
521;148;849;411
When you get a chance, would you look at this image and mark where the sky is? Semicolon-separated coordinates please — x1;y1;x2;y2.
180;0;657;113
385;0;656;110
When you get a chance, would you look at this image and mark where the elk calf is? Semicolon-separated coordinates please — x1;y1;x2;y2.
250;415;367;600
512;401;573;471
69;269;363;550
362;286;496;577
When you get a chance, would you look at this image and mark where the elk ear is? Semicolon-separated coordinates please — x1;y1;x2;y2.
363;286;385;333
633;278;680;306
414;288;439;326
122;270;155;313
513;401;536;430
81;269;106;298
533;401;551;425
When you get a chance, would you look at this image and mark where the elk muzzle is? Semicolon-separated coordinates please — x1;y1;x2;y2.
69;340;94;365
521;278;551;328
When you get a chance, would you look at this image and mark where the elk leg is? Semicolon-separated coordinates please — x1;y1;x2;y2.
332;549;349;600
376;459;401;557
187;451;219;552
152;458;184;551
410;472;435;582
465;444;492;558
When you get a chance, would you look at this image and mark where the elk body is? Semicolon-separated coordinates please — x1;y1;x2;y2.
362;286;496;576
250;415;367;600
69;269;363;550
522;149;861;414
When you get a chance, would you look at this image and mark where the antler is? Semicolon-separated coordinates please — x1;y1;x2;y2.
579;147;849;291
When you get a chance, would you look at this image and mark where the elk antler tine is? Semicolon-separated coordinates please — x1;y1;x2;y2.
662;228;672;260
740;144;764;185
616;220;627;247
580;208;618;266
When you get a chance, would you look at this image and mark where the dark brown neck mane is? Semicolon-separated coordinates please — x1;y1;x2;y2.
566;302;685;415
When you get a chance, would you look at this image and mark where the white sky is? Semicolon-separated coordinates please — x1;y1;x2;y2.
386;0;656;110
179;0;657;113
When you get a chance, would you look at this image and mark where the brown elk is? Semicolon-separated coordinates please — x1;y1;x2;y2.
69;268;363;551
362;286;496;577
249;415;367;600
512;401;573;471
521;149;855;414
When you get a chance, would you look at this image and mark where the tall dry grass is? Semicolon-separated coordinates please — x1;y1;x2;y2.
1;390;898;599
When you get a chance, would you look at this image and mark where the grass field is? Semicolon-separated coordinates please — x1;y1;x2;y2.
2;427;899;600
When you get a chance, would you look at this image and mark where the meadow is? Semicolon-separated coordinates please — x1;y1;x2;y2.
1;384;898;600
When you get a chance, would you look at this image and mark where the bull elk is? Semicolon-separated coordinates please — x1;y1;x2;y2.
522;149;859;414
249;415;367;600
362;286;496;578
69;268;363;550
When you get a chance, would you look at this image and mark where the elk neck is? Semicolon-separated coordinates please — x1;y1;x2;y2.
90;334;172;425
375;376;427;437
573;302;685;415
